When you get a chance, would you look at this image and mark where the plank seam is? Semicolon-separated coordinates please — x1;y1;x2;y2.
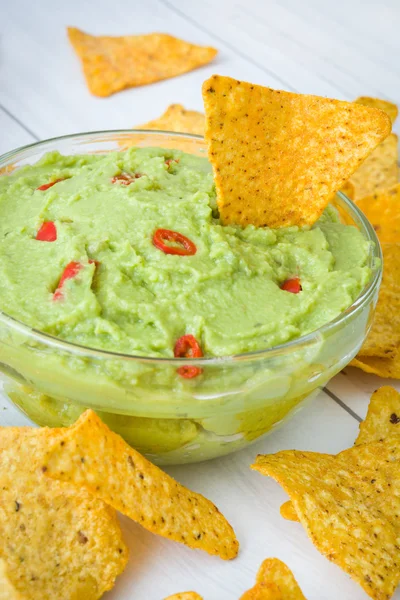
323;386;362;422
0;104;40;142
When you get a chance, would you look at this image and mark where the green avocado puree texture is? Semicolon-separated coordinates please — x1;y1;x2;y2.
0;147;371;358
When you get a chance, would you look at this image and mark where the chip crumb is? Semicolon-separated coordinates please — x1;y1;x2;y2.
239;558;306;599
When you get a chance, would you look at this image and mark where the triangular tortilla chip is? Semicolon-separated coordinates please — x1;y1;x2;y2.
356;184;400;244
281;385;400;521
202;75;391;228
253;438;400;600
356;386;400;445
68;28;217;97
240;558;306;599
355;242;400;359
355;97;398;124
349;134;398;201
42;410;238;560
138;104;205;136
0;426;128;600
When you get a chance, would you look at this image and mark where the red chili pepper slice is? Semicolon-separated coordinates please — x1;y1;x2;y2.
111;173;142;185
53;261;82;300
153;229;197;256
280;277;302;293
36;221;57;242
174;334;203;378
37;178;64;191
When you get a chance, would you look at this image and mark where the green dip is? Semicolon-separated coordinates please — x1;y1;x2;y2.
0;147;370;356
0;146;373;463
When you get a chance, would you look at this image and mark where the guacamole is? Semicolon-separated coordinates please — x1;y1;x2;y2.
0;147;371;357
0;145;374;464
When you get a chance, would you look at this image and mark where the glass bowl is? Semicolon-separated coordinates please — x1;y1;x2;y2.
0;131;382;464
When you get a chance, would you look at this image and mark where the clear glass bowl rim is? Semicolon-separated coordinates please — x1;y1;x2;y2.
0;129;383;365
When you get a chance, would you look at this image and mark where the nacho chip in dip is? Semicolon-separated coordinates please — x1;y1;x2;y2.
202;75;391;228
355;97;398;124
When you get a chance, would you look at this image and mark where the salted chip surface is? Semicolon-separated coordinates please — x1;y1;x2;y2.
351;355;400;379
340;180;355;200
349;134;398;201
240;558;306;599
42;410;238;560
68;28;217;97
164;593;203;600
356;184;400;244
0;427;128;600
356;243;400;359
253;439;400;600
138;104;205;136
355;97;398;124
202;75;391;228
283;385;400;522
356;386;400;445
0;560;24;600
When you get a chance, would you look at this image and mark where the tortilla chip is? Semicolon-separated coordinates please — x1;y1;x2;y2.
0;426;128;600
282;385;400;521
350;355;400;379
356;386;400;445
164;594;203;600
253;438;400;600
355;97;398;124
138;104;205;136
68;28;217;97
42;410;238;560
355;242;400;359
356;184;400;244
240;558;306;599
279;500;299;522
350;134;398;201
202;75;391;228
340;180;355;200
0;560;24;600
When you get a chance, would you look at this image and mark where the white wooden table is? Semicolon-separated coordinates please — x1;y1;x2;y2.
1;1;400;598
